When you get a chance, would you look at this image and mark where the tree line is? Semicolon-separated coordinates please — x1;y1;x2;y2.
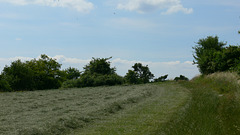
1;55;184;92
2;35;237;92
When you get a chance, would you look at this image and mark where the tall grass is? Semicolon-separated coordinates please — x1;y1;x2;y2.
157;72;240;135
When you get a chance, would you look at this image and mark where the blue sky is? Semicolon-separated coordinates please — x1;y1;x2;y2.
0;0;240;79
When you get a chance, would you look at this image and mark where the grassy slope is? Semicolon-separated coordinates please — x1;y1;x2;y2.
0;83;190;135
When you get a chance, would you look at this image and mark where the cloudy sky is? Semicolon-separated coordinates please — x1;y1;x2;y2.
0;0;240;79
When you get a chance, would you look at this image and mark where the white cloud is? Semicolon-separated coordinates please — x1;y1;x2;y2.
53;55;90;64
117;0;193;14
162;4;193;15
0;0;94;13
0;55;199;79
0;56;33;70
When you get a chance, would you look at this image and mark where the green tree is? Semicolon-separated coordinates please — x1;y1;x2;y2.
76;57;123;87
64;67;81;80
27;54;63;90
83;57;115;75
193;36;227;74
0;54;64;91
125;63;154;84
221;46;240;73
125;70;139;84
1;60;35;91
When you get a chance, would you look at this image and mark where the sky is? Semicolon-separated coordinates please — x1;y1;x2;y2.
0;0;240;79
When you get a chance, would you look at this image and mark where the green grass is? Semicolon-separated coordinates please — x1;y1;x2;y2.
71;83;190;135
0;83;189;135
157;72;240;135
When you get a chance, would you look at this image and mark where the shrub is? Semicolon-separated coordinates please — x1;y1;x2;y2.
61;57;124;88
78;73;124;87
0;54;64;91
61;79;80;89
154;74;168;82
61;73;124;88
174;75;189;81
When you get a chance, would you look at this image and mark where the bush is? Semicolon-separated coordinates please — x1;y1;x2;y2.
61;79;80;89
61;73;124;88
61;57;124;88
0;54;65;91
174;75;189;81
78;73;124;87
154;74;168;82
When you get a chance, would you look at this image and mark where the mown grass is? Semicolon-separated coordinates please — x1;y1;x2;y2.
0;84;183;135
71;83;190;135
157;72;240;135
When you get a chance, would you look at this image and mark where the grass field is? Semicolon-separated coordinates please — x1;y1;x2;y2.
0;83;190;135
1;72;240;135
71;83;189;135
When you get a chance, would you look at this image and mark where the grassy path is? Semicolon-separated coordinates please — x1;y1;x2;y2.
71;83;190;135
157;75;240;135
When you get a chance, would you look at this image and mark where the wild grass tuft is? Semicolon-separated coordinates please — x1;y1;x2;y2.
158;72;240;135
207;72;240;93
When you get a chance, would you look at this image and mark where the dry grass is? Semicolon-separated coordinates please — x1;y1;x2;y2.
207;72;240;87
0;84;161;135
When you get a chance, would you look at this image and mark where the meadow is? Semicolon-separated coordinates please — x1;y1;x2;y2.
1;72;240;135
0;83;189;135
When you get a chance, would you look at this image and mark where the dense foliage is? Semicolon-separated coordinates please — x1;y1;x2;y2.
193;36;240;74
62;57;124;88
0;54;190;91
125;63;154;84
0;55;65;91
64;67;81;80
